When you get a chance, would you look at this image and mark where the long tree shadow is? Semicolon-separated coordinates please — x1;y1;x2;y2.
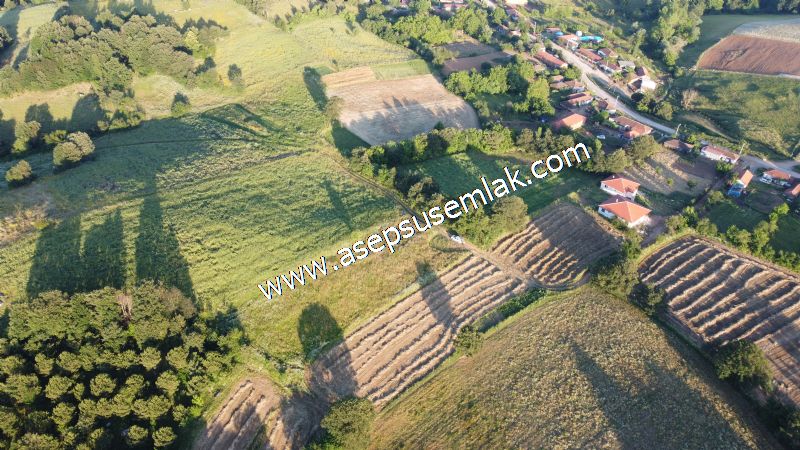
572;342;752;448
135;194;195;302
82;209;126;291
417;261;456;332
0;5;20;67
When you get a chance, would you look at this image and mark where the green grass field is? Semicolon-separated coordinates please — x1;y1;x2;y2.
372;60;432;80
706;199;767;232
405;151;600;215
772;214;800;254
674;71;800;158
677;14;794;67
371;288;770;448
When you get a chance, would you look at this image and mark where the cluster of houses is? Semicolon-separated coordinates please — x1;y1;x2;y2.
547;29;657;94
597;174;652;228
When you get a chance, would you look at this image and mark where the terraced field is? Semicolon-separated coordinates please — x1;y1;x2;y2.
491;203;620;288
198;254;524;449
640;237;800;405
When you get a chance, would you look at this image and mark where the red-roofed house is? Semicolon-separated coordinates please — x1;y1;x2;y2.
785;182;800;200
536;51;568;69
598;47;618;58
601;175;640;200
558;34;580;49
614;116;652;139
553;113;587;130
598;196;652;227
577;48;603;63
563;92;593;106
760;169;793;186
700;145;739;164
663;139;694;152
727;168;753;197
564;79;585;92
549;81;569;90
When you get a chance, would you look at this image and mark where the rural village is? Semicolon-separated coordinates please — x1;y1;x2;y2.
0;0;799;449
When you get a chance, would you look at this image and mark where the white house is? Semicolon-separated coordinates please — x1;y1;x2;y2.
598;196;652;228
700;145;739;164
760;169;793;187
600;175;640;200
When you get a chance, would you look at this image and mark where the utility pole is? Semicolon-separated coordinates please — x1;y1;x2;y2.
674;123;681;138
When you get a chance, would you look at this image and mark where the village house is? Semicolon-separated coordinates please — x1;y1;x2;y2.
545;26;561;33
550;74;564;82
576;48;603;63
727;168;753;198
549;81;569;90
663;139;694;152
557;34;580;49
597;99;617;114
614;116;652;139
564;79;585;92
635;66;648;77
598;47;618;59
785;182;800;200
628;76;657;93
563;92;593;107
599;61;621;74
553;113;587;130
535;51;568;69
618;60;635;71
760;169;793;187
598;196;652;228
700;144;739;164
600;175;640;200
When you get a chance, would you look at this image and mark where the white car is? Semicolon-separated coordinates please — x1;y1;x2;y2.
597;134;606;140
449;234;464;244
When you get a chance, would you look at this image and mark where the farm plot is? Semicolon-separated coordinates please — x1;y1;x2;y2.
698;35;800;77
491;202;620;288
438;36;496;58
624;150;715;195
199;254;524;449
735;17;800;43
371;288;772;449
441;50;515;76
640;237;800;406
323;68;479;145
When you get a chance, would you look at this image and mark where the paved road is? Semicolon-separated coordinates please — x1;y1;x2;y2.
549;42;800;176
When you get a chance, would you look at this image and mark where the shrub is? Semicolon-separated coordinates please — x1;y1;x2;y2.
12;121;41;154
454;325;483;356
53;132;95;170
318;397;375;449
5;160;34;187
631;283;664;316
171;93;191;116
715;339;772;391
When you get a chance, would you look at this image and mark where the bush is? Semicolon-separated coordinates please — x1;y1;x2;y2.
53;132;95;170
12;121;41;154
171;93;191;116
454;325;482;356
714;339;772;391
318;397;375;449
5;160;34;187
631;283;664;316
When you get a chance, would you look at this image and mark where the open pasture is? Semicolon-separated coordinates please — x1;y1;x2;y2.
640;237;800;406
324;69;479;145
441;50;514;76
698;35;800;77
370;288;772;449
624;150;715;195
491;202;619;288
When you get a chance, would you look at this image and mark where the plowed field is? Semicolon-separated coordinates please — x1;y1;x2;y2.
491;203;620;288
699;35;800;77
323;68;479;145
640;237;800;405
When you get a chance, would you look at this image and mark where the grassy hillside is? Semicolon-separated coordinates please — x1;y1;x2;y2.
674;70;800;158
371;288;773;449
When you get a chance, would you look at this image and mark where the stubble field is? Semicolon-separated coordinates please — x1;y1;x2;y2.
698;35;800;77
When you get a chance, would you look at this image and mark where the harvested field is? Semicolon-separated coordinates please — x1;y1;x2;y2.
199;254;524;449
441;51;515;76
624;149;715;195
735;17;800;43
371;288;774;449
640;237;800;406
491;203;620;288
323;68;479;145
699;35;800;77
194;378;320;450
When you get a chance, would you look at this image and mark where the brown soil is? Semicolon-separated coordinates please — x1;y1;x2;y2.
640;236;800;406
491;203;620;288
323;69;479;145
699;35;800;77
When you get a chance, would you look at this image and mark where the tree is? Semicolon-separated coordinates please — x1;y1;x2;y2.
171;92;191;116
12;121;41;154
5;159;34;187
626;135;660;162
319;397;375;449
681;88;699;109
227;64;243;86
152;427;176;448
492;196;527;233
53;132;95;169
715;340;772;390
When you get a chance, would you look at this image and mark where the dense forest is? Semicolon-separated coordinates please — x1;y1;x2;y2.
0;284;242;448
